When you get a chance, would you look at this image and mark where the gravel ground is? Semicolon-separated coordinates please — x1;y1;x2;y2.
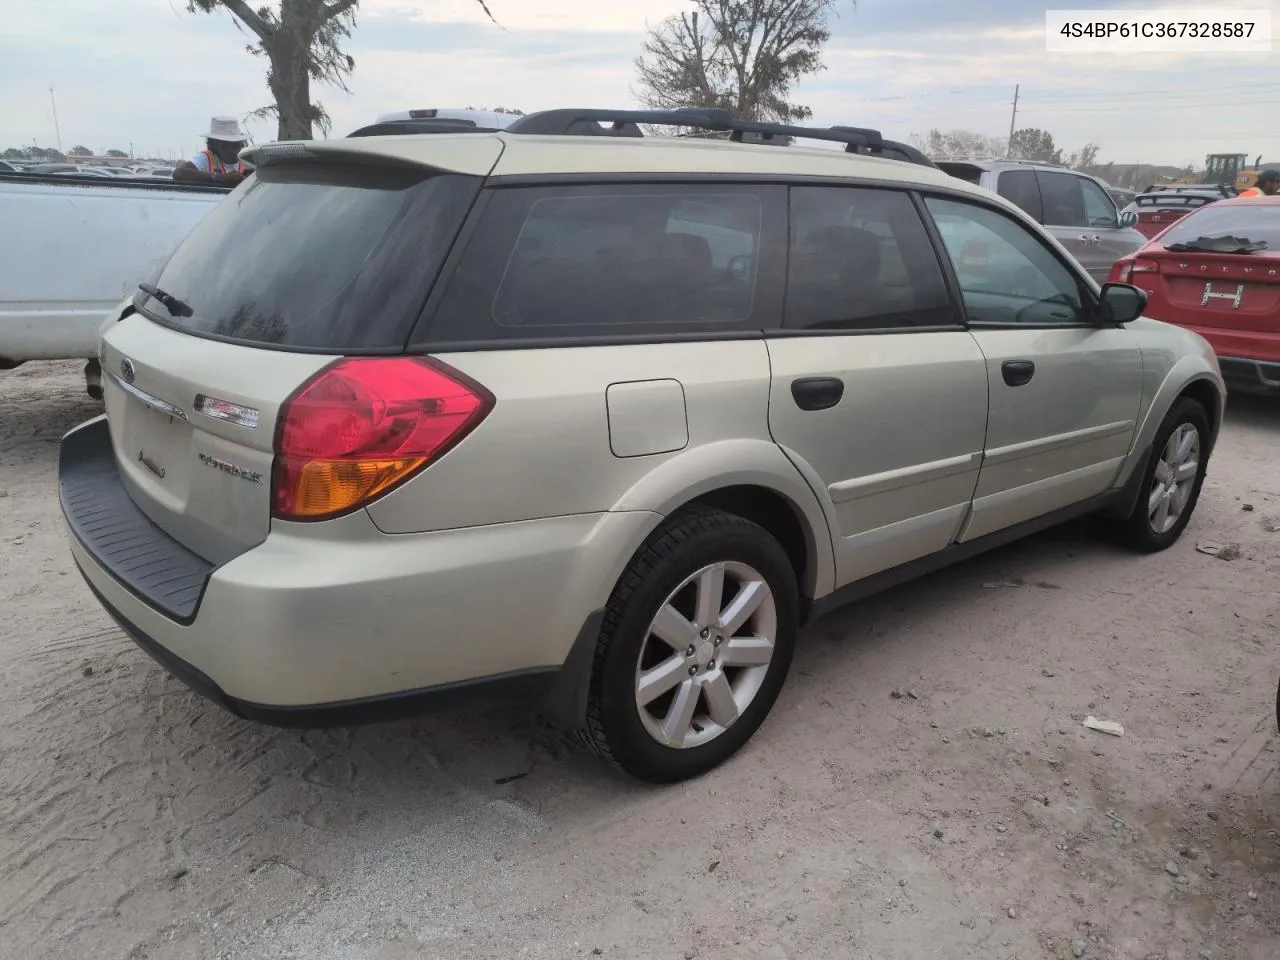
1;361;1277;960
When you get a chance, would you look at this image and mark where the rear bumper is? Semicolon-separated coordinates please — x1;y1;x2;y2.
1217;356;1280;394
59;417;651;725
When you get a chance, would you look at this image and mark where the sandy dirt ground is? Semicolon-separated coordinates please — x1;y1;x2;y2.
0;360;1277;960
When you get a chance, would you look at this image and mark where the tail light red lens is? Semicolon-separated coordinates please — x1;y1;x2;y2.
1115;258;1159;284
272;357;494;521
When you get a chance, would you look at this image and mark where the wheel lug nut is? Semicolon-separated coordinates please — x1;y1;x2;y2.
708;660;716;670
714;636;722;646
700;628;710;639
686;645;696;657
688;666;698;676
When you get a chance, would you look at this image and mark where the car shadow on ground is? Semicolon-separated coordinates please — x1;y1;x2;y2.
1223;391;1280;432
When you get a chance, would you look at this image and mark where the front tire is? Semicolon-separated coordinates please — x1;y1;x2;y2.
1114;397;1211;553
582;508;799;783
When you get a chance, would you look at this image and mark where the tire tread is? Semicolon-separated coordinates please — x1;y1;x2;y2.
578;508;776;772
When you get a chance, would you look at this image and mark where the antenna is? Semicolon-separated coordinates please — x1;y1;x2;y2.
1007;84;1020;147
49;87;63;152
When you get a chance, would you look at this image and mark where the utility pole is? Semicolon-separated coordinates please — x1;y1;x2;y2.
49;87;62;152
1007;84;1020;152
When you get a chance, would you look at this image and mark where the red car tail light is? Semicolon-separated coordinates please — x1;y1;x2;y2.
1116;258;1160;283
272;357;494;522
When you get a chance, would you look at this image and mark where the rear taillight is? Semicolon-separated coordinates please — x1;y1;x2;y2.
272;357;494;522
1116;258;1160;283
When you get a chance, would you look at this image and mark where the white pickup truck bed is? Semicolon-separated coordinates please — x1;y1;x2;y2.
0;173;227;371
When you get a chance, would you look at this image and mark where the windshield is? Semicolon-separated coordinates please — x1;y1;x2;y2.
1156;204;1280;250
141;163;480;350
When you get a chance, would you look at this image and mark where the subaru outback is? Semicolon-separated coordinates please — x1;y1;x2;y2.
60;108;1224;783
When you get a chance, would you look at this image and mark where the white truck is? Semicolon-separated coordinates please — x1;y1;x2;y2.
0;171;228;396
0;110;508;397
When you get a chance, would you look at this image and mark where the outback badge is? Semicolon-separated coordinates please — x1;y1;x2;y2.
199;452;264;485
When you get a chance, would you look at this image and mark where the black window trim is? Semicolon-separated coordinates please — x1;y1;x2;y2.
917;190;1105;331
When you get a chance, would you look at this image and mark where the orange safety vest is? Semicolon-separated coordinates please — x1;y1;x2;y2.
202;148;246;177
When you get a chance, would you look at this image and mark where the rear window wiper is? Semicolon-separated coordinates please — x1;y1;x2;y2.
138;283;194;317
1165;235;1268;255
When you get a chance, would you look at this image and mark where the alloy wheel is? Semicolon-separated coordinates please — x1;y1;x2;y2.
633;561;777;750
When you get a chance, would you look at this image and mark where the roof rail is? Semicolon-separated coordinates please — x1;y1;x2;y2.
503;108;935;167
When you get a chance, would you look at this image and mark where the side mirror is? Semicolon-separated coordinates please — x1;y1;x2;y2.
1097;282;1147;324
1119;210;1139;228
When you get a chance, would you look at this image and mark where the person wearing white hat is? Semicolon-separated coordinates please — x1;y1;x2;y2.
173;116;253;185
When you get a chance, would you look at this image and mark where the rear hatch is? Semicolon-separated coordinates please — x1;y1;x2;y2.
100;140;497;565
1134;202;1280;356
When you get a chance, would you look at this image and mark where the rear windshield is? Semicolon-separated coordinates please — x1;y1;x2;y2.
1157;204;1280;249
139;163;480;350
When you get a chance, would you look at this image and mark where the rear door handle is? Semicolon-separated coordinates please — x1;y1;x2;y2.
791;377;845;411
1002;360;1035;387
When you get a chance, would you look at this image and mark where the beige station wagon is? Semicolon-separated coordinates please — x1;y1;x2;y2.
60;108;1225;783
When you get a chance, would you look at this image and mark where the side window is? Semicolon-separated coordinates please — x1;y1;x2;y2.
1037;171;1088;228
428;184;774;341
1079;177;1119;227
995;170;1043;222
924;196;1089;326
785;186;956;330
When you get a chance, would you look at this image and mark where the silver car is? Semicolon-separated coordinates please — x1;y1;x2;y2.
59;108;1225;783
935;158;1148;283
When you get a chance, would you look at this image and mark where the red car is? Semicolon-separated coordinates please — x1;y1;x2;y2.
1122;191;1222;239
1110;197;1280;394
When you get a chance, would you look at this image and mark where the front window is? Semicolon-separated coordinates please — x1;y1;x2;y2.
926;196;1089;326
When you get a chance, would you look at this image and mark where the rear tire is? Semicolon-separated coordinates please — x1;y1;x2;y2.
582;508;799;784
1112;397;1210;553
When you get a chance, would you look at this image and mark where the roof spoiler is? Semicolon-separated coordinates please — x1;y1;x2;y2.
503;108;936;167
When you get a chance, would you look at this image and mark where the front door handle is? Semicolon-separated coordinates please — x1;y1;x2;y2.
791;377;845;411
1002;360;1035;387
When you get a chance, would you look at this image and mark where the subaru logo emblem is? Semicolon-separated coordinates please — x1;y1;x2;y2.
120;358;136;384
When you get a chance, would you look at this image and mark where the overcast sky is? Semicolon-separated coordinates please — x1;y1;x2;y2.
4;0;1277;167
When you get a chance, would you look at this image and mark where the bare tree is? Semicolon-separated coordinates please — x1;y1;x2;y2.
635;0;846;124
1062;142;1101;173
189;1;500;141
911;129;1007;159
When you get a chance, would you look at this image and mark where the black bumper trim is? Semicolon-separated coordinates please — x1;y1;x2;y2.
59;419;213;624
1218;356;1280;393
